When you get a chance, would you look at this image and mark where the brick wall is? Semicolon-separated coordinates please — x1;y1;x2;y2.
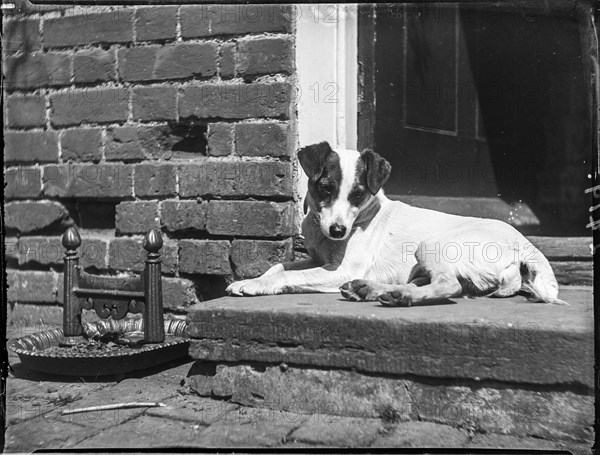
3;4;299;316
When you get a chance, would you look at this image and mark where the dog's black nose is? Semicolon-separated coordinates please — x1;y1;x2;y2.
329;223;346;238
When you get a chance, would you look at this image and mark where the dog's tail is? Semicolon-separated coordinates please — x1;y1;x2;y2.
518;242;567;305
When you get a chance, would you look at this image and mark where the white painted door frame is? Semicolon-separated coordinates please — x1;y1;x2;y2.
295;4;358;224
296;4;358;150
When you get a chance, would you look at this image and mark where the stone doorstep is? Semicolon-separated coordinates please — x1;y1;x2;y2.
186;286;594;388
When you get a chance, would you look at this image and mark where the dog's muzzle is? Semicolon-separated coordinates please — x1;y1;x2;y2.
329;223;347;239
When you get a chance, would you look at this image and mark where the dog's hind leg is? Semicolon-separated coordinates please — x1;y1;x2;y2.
340;280;399;301
488;263;521;298
377;240;463;306
378;274;462;307
340;264;429;302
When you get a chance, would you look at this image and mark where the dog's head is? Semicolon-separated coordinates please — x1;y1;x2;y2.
298;141;391;241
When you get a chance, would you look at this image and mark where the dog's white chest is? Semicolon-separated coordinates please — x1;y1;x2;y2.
302;208;417;284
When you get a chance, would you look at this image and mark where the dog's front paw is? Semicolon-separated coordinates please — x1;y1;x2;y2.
226;280;251;296
226;278;279;296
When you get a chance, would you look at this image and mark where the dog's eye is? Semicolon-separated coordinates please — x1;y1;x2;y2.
319;182;333;194
349;189;367;204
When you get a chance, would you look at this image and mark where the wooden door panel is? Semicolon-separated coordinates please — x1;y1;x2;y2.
362;3;592;234
387;130;496;197
404;4;458;133
376;3;496;197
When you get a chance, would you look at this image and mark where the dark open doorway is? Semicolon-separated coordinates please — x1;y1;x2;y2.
358;3;593;236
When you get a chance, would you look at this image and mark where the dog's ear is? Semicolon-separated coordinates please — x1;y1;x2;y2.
362;149;391;195
298;141;334;181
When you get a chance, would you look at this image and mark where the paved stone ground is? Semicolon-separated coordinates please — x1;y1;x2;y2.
4;330;593;454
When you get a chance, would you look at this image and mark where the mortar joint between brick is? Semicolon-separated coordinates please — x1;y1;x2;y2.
232;41;238;77
232;120;238;154
238;32;293;42
174;85;180;123
38;14;45;52
110;44;119;84
100;128;107;161
56;129;64;163
131;162;136;198
114;45;123;85
176;5;182;41
132;6;138;43
69;53;74;85
44;89;52;131
174;166;180;198
127;83;134;123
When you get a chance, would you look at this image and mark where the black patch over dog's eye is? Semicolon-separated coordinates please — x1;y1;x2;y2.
349;187;367;205
319;181;334;194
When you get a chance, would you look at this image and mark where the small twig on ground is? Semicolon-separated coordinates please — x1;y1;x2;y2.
62;402;165;415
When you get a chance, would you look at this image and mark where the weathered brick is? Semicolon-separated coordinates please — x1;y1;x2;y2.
160;200;206;233
108;237;177;274
19;236;63;265
220;42;236;78
110;127;178;160
78;238;109;270
179;239;231;275
135;6;178;41
4;53;71;90
5;201;69;234
115;201;159;234
162;277;200;311
134;163;176;197
7;302;65;330
16;236;108;270
118;43;217;82
5;167;42;200
7;269;58;304
106;126;176;161
44;9;134;48
207;123;233;156
73;48;116;84
6;94;46;128
181;5;292;38
235;122;291;157
43;163;133;199
6;237;19;263
231;238;293;279
132;86;177;121
4;131;59;164
206;201;294;237
61;128;103;162
179;82;292;119
179;161;293;198
3;19;41;53
4;236;20;268
238;38;293;77
50;87;129;126
179;6;210;37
